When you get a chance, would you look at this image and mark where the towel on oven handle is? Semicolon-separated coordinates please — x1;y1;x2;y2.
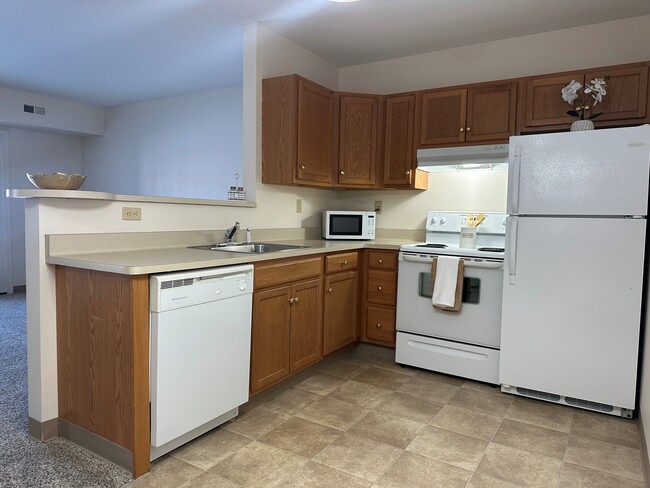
431;256;464;312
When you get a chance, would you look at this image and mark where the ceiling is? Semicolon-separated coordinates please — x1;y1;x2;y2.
0;0;648;107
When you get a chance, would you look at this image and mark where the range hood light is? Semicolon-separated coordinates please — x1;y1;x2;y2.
458;163;493;171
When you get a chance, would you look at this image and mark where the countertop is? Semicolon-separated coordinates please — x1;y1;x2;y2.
46;239;409;275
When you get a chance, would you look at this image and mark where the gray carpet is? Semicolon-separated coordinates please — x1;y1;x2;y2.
0;292;133;488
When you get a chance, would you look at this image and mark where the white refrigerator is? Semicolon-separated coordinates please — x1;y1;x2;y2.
500;125;650;417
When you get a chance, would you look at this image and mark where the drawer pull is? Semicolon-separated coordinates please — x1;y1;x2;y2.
376;323;382;328
340;171;345;175
343;260;348;265
377;286;382;291
378;259;383;264
327;287;332;293
300;164;306;170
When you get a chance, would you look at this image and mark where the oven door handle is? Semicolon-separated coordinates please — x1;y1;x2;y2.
401;254;503;269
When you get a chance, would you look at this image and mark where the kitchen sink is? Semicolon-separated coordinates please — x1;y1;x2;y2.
190;242;308;254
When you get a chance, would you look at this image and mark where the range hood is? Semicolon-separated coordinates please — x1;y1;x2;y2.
417;144;509;172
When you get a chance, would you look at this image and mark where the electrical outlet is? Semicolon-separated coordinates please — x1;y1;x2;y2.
122;207;141;221
374;201;383;215
296;198;302;213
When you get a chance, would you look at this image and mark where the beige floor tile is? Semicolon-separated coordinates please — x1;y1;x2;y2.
504;397;573;432
414;369;465;387
570;410;640;448
258;417;341;458
376;451;471;488
354;367;413;390
558;461;645;488
321;360;370;380
374;391;444;424
171;428;253;470
276;460;372;488
223;406;291;439
343;351;384;366
564;434;644;482
312;433;401;482
396;377;459;403
466;472;520;488
129;456;204;488
348;410;424;449
491;418;568;459
476;443;562;488
461;380;507;396
294;373;348;395
447;388;512;419
406;425;488;471
260;388;323;416
330;380;393;409
429;405;501;441
296;395;370;431
372;358;417;376
178;472;241;488
210;441;307;488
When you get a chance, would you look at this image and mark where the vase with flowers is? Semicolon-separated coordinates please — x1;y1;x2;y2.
561;76;610;131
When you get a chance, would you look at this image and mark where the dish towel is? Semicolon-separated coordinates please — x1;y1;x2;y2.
431;256;464;312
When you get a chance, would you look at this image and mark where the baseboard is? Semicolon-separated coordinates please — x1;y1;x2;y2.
639;413;650;488
28;417;58;440
12;285;26;293
58;418;132;473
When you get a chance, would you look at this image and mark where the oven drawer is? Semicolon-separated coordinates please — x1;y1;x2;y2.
366;305;395;344
367;270;396;306
396;332;500;385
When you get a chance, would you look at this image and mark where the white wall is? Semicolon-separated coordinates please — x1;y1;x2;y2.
3;128;83;287
0;85;104;136
82;86;244;201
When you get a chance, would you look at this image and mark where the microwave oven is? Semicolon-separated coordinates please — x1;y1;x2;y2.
322;211;376;240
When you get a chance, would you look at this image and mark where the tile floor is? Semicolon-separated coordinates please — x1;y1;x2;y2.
126;348;646;488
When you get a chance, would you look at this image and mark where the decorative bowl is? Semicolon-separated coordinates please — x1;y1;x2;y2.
26;172;87;190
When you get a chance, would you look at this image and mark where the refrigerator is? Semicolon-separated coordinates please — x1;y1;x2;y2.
499;125;650;417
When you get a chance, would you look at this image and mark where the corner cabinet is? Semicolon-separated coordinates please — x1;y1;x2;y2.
250;256;323;394
418;81;518;147
262;75;335;187
521;62;649;132
361;250;398;347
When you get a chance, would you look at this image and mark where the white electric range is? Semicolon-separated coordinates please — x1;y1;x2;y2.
395;211;506;384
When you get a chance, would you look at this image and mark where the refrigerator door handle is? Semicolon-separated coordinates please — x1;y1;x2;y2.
508;146;522;215
507;216;518;285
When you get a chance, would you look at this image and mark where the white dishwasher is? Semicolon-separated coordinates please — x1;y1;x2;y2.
149;264;253;460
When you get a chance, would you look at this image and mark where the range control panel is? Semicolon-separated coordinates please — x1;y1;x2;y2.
425;211;507;235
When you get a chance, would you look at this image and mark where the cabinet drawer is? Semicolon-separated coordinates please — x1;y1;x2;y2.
366;305;395;344
325;252;358;274
255;256;322;289
367;270;396;306
367;250;397;270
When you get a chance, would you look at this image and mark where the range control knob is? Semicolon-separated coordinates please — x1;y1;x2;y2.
501;218;507;227
239;280;247;291
439;217;447;225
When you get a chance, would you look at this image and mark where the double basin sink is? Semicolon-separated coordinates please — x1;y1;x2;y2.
190;242;308;254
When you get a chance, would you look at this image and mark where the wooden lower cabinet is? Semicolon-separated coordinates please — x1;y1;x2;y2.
366;304;396;344
323;270;358;355
289;279;323;371
361;250;398;347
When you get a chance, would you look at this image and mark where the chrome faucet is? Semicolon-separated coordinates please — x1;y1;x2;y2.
225;221;240;243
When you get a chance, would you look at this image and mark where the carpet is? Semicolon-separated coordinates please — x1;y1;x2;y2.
0;292;133;488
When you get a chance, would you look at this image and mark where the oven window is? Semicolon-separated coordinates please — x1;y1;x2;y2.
329;215;362;236
418;272;480;304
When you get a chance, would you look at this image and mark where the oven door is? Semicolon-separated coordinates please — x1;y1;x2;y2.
396;252;503;348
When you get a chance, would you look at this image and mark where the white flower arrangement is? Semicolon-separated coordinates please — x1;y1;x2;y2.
561;76;610;120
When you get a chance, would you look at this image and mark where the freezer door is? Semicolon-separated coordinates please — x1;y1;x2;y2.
508;126;650;216
500;216;645;409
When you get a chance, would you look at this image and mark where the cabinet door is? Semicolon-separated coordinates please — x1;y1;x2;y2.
250;286;291;393
338;95;379;187
584;65;648;123
296;79;335;184
323;271;358;355
466;82;517;143
419;89;467;146
524;72;585;128
289;279;323;373
384;94;416;186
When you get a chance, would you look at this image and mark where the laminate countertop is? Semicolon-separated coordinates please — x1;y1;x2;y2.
46;239;410;275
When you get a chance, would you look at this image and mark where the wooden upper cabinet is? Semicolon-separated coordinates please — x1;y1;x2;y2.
521;62;649;132
338;94;380;187
419;82;516;147
262;74;335;187
384;94;417;187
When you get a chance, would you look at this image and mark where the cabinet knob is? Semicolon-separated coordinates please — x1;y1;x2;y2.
343;260;348;265
459;127;464;132
289;297;295;304
327;287;332;293
376;323;382;328
294;296;299;303
300;164;306;170
340;171;345;175
405;170;411;176
378;259;383;264
466;127;471;132
377;286;382;291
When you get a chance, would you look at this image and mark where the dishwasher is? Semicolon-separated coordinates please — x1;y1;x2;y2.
149;264;253;460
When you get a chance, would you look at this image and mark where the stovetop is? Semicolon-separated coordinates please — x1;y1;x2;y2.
400;211;507;260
